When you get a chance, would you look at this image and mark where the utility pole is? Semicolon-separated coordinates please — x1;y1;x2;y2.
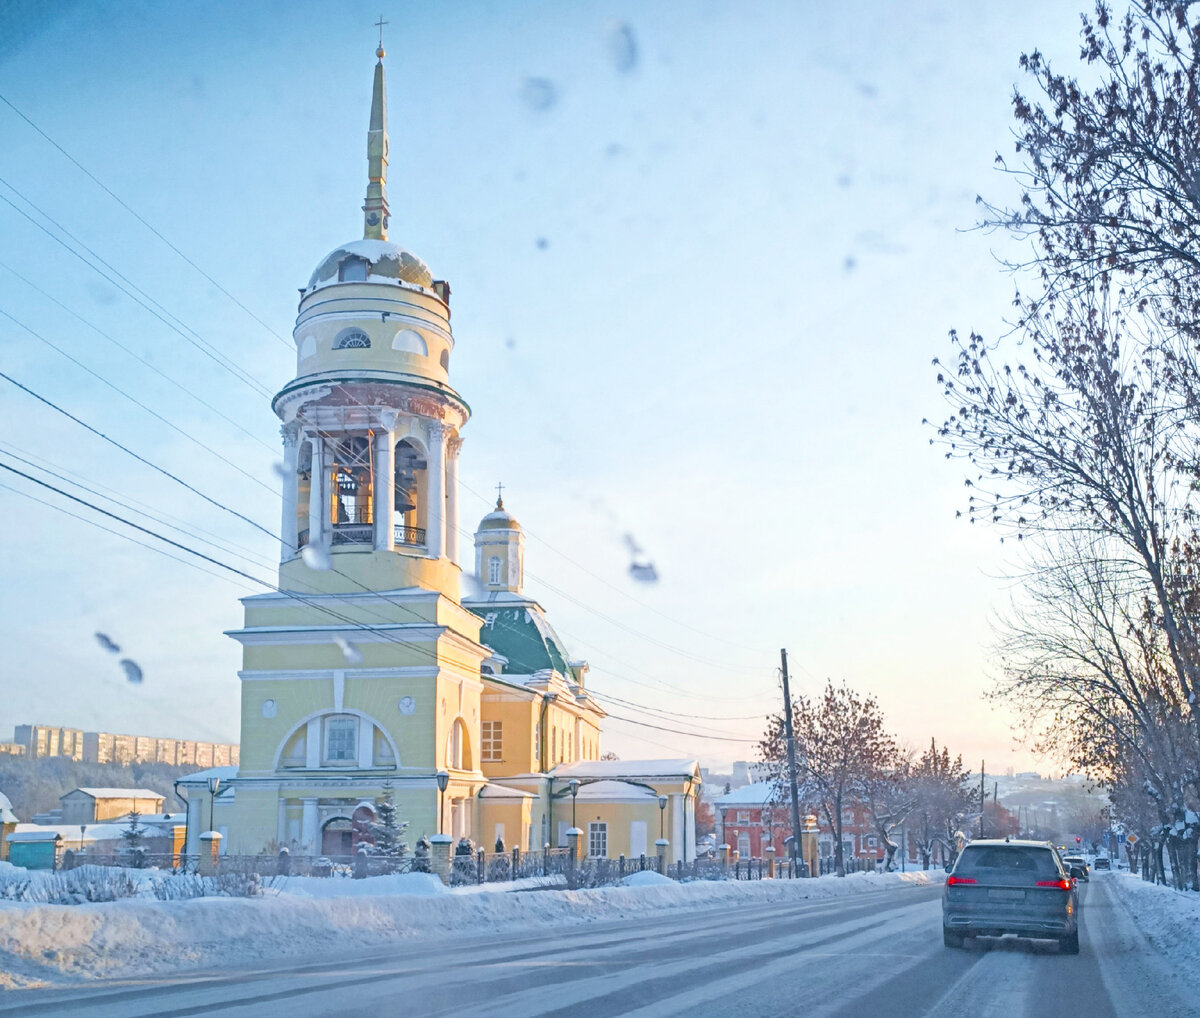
980;762;985;839
780;649;805;875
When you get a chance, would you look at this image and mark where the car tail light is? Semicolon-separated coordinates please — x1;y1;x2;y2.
946;875;976;885
1035;879;1072;890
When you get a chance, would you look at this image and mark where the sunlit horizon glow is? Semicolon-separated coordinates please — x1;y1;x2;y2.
0;2;1089;775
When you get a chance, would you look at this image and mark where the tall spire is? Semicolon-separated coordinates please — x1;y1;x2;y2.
363;32;390;241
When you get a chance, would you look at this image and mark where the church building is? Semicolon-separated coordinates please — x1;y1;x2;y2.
178;44;700;865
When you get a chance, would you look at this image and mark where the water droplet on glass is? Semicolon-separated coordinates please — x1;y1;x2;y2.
119;659;144;684
271;462;288;480
94;632;121;654
629;562;659;584
301;543;332;570
334;636;364;664
606;21;639;73
519;77;558;111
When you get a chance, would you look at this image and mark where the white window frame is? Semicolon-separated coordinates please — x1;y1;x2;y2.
488;556;502;585
588;822;608;858
481;720;502;762
323;716;358;765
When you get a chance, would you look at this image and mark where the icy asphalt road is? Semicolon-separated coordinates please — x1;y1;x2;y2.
0;874;1190;1017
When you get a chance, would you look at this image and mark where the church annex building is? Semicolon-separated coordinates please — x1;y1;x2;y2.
177;45;701;864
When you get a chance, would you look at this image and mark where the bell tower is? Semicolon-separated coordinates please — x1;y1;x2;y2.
474;490;524;594
273;42;467;599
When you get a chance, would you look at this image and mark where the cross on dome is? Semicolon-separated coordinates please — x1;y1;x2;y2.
495;482;505;509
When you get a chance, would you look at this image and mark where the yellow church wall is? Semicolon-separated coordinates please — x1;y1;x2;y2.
239;679;332;772
479;686;539;777
228;786;278;853
276;552;463;601
242;591;441;629
476;796;532;852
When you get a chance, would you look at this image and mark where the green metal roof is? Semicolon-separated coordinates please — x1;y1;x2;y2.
471;602;573;676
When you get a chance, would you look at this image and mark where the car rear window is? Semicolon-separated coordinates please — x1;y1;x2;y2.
955;845;1059;877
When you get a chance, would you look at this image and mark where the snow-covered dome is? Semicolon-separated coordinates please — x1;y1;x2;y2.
478;501;521;532
307;239;433;292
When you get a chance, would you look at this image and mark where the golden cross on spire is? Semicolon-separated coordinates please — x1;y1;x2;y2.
496;482;505;508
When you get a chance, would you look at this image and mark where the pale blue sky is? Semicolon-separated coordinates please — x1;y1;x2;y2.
0;1;1085;770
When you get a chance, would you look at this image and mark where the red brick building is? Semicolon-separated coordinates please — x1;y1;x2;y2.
714;781;891;864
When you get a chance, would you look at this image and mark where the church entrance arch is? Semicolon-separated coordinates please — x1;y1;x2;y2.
321;817;353;856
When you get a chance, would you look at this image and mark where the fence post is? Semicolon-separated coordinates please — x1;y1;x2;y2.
512;847;520;881
543;842;550;877
719;844;729;877
430;834;453;885
765;845;776;879
354;845;369;879
477;847;485;884
567;829;581;888
639;853;646;872
619;854;626;879
656;838;669;876
278;847;291;876
198;831;222;876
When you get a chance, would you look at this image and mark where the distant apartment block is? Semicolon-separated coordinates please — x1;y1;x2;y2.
11;725;238;768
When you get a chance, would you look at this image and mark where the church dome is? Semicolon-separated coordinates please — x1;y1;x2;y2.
478;500;521;532
307;238;433;292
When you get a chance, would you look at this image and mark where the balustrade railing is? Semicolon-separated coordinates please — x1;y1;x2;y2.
395;524;426;547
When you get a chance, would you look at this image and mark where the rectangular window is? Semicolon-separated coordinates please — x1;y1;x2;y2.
588;822;608;858
482;720;502;762
737;811;750;825
325;717;357;763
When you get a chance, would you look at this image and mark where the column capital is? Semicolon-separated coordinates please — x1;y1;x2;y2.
447;434;464;458
280;421;303;447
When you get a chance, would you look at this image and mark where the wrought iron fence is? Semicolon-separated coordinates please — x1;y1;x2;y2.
57;845;873;887
395;524;426;546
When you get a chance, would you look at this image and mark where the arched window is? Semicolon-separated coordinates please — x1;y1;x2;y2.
488;556;502;585
440;349;450;370
446;718;471;770
338;257;369;282
392;329;428;355
394;439;428;546
333;327;371;349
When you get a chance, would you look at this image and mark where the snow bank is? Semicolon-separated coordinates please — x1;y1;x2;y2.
621;870;674;887
1104;870;1200;975
0;868;935;987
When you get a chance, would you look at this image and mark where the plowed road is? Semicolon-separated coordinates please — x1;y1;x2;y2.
1;874;1187;1016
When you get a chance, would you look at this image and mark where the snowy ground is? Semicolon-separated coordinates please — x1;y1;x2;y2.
0;863;935;988
1103;869;1200;984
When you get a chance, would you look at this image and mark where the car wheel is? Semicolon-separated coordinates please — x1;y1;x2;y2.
943;927;964;949
1060;930;1080;955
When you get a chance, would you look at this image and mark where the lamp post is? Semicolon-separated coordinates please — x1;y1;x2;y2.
658;794;668;841
436;770;449;836
568;779;580;830
79;824;86;854
206;777;221;834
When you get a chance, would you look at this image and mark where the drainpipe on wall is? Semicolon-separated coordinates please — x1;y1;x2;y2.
539;693;557;847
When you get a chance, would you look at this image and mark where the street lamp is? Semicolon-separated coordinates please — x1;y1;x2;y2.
206;777;221;834
79;824;87;854
568;778;580;831
436;770;449;836
658;794;668;841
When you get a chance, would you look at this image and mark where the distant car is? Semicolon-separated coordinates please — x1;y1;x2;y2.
942;839;1079;954
1093;857;1111;870
1063;855;1089;881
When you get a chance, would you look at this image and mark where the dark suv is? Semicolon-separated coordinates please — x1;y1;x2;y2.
942;839;1079;953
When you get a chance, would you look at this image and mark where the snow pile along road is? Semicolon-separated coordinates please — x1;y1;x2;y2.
0;867;934;987
1104;870;1200;972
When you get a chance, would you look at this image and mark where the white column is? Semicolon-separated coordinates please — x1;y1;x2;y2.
308;435;325;548
301;798;319;855
671;794;685;863
426;422;445;558
280;426;299;560
374;428;394;551
357;718;374;768
446;436;462;564
185;794;203;858
305;718;321;769
687;794;697;863
277;797;288;845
